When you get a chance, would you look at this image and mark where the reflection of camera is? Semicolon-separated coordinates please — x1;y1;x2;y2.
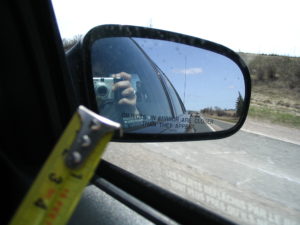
93;77;123;101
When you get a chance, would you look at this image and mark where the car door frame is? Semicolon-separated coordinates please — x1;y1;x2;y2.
1;1;237;225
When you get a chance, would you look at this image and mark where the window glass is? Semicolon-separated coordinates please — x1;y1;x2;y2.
52;1;300;224
91;37;173;121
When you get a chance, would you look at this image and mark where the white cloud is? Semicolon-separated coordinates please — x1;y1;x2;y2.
174;67;203;75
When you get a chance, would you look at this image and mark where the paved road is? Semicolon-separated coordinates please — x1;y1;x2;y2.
211;118;235;131
190;114;214;133
103;129;300;225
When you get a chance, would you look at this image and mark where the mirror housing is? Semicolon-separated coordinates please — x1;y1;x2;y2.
67;25;251;141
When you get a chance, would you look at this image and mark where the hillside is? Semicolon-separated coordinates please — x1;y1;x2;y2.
238;52;300;128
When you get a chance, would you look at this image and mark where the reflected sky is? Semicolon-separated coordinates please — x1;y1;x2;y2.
134;38;245;111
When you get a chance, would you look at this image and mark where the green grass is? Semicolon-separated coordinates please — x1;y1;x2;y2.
248;105;300;128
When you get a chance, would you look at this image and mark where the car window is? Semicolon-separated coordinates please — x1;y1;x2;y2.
52;1;300;224
160;72;185;116
91;37;173;120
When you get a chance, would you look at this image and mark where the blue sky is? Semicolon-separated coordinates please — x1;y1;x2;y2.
134;38;245;111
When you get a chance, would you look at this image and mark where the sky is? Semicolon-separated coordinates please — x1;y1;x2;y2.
52;0;300;56
133;38;244;110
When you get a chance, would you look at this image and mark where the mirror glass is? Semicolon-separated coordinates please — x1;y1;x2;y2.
91;37;245;134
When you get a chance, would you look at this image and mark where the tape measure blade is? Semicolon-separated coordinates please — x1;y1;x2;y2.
43;132;113;225
9;106;116;225
9;112;80;225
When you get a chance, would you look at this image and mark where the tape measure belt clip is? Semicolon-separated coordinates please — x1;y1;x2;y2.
65;106;121;169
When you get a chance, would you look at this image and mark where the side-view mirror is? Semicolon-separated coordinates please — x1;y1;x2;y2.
67;25;251;141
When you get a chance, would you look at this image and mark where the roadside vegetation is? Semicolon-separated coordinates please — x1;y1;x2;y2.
62;35;82;51
200;107;238;123
199;92;244;123
239;52;300;128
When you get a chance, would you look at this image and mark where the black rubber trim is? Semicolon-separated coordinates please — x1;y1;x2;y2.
96;160;237;225
92;176;172;225
80;24;251;142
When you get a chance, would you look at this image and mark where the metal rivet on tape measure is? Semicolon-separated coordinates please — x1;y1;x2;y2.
65;106;121;169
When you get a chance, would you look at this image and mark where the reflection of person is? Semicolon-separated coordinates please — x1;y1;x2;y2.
112;72;137;107
96;72;139;123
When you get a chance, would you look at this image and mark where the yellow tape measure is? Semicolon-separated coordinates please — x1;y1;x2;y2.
9;106;121;225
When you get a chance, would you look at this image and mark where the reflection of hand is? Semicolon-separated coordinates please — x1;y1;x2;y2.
112;72;138;112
